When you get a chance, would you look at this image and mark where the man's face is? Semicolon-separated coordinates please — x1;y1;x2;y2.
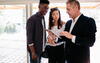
39;4;49;15
66;3;78;19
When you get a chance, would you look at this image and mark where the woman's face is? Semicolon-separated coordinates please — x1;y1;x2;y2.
52;10;60;22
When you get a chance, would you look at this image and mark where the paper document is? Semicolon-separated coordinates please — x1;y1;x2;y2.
46;29;61;38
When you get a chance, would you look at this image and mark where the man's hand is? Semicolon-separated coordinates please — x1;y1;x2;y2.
28;45;37;60
31;52;37;60
60;31;74;39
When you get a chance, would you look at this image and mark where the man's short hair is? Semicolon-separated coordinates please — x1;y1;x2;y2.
39;0;50;4
67;0;80;9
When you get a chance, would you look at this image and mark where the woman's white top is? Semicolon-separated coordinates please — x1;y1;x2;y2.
46;24;65;46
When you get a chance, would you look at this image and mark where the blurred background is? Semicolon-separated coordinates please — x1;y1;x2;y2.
0;0;100;63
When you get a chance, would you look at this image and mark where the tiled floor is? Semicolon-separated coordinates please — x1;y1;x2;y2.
0;48;27;63
0;33;27;63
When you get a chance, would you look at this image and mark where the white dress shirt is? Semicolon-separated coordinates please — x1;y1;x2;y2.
70;14;82;43
47;24;65;46
42;17;46;52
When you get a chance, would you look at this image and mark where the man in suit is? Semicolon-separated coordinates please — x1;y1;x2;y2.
26;0;49;63
60;0;97;63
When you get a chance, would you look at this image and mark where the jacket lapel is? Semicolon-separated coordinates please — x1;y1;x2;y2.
71;14;84;34
65;20;72;32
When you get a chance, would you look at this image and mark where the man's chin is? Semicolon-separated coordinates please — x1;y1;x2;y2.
44;11;48;15
43;13;46;15
69;16;72;18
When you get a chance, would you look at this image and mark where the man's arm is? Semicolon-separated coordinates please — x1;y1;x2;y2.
26;17;37;59
75;18;97;47
60;18;97;47
26;17;35;44
28;45;37;59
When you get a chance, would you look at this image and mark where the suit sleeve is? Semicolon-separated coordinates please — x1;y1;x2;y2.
26;17;35;45
75;18;97;47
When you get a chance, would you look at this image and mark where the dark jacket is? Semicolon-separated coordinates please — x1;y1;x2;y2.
26;12;45;56
59;14;97;63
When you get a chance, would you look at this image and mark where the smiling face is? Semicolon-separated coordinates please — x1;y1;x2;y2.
66;1;80;20
39;4;49;15
52;10;60;22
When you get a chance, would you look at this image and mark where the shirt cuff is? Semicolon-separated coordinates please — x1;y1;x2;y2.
28;43;34;46
71;36;76;43
55;37;58;43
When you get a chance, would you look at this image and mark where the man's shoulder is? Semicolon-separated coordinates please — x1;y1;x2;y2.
81;14;94;21
29;14;37;20
80;14;95;23
66;20;72;24
64;20;72;27
27;13;38;22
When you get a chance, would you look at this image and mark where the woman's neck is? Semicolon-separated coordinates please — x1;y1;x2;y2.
53;20;58;26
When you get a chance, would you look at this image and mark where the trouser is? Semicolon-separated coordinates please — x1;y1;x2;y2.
47;44;65;63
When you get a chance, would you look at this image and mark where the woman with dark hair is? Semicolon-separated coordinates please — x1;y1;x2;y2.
46;7;66;63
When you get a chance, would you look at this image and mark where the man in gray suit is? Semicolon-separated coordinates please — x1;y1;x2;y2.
26;0;49;63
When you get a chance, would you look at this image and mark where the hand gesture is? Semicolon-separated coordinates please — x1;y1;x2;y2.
47;35;56;45
60;31;74;39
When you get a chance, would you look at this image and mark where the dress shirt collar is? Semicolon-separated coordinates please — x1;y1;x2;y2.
72;13;82;23
69;13;82;33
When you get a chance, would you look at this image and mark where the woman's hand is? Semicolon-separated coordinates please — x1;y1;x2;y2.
47;36;56;45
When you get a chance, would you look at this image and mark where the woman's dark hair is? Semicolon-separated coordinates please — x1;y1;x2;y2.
49;7;62;29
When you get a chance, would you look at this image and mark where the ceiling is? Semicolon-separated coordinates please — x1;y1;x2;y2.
0;0;100;4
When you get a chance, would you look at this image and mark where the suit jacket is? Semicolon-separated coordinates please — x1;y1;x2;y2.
26;12;46;56
60;14;97;63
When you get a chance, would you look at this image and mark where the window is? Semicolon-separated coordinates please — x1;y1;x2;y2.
0;5;27;63
80;3;100;63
